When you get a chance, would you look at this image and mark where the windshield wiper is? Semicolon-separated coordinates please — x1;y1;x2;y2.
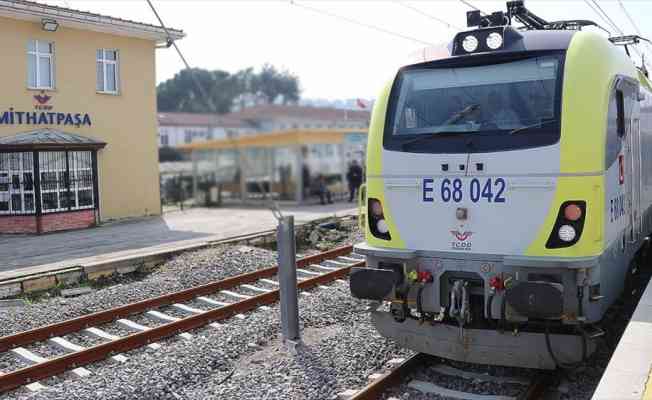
443;104;480;125
509;119;558;135
401;130;473;149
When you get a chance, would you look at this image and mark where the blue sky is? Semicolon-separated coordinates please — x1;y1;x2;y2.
39;1;652;100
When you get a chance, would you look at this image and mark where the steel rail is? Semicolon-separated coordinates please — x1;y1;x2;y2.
0;256;361;392
350;352;554;400
349;353;429;400
0;245;353;353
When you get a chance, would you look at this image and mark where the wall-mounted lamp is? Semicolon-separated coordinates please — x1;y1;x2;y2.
41;18;59;32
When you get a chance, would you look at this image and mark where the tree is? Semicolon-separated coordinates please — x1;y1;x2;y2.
251;64;300;105
157;65;301;114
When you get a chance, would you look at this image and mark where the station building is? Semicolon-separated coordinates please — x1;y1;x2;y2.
0;0;183;234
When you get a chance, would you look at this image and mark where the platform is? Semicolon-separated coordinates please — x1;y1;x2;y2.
0;204;356;279
592;280;652;400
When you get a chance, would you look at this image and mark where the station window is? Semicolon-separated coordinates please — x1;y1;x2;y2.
0;153;35;215
38;151;94;212
160;134;169;146
27;40;54;89
96;49;119;94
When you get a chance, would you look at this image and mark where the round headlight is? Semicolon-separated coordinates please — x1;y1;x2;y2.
377;219;389;234
558;225;576;242
486;32;503;50
462;35;479;53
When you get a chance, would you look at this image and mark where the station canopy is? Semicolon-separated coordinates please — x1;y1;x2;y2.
178;129;367;152
0;128;106;151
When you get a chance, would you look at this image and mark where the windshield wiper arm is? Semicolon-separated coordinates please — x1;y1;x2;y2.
443;104;480;125
509;119;558;135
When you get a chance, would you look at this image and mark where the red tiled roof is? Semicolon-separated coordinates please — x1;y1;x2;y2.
157;112;249;128
227;105;371;121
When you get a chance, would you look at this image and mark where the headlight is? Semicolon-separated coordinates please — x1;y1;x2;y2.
462;35;479;52
377;219;389;234
558;225;576;242
486;32;503;50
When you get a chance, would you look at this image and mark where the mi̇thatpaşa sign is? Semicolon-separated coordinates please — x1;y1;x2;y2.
0;92;92;128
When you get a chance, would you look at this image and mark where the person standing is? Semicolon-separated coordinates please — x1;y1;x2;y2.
346;159;363;202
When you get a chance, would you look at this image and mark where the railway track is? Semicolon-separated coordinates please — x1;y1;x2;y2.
0;245;363;394
348;353;559;400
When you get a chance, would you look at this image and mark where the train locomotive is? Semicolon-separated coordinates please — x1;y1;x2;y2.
349;1;652;369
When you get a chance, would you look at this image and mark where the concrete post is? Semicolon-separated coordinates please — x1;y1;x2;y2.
277;215;300;342
191;150;199;204
295;146;304;204
238;149;247;203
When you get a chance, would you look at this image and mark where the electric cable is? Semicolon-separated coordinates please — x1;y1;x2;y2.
590;0;623;35
145;0;284;220
289;0;435;46
583;0;619;35
392;1;462;31
583;0;642;59
617;0;652;69
458;0;486;16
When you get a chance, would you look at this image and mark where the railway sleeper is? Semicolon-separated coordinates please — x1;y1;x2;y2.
48;337;127;363
11;347;91;378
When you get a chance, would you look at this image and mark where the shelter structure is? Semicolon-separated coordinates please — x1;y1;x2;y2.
179;129;367;205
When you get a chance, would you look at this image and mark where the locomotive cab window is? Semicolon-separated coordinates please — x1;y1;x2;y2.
384;53;564;153
616;89;625;137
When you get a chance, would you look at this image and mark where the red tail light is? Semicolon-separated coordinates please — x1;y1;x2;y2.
564;203;582;221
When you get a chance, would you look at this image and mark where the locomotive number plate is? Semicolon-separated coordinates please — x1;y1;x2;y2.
422;178;507;203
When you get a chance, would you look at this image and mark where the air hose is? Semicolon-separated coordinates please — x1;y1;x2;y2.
416;285;425;320
544;321;587;369
544;285;589;369
486;292;496;327
499;293;507;333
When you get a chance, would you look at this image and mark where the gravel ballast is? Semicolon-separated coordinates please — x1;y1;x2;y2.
0;245;279;338
3;281;409;400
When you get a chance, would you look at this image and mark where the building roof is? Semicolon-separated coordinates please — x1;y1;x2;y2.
157;112;249;129
178;128;367;152
0;0;184;44
0;128;107;150
228;105;371;122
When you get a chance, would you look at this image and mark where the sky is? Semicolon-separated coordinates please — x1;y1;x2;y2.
37;0;652;100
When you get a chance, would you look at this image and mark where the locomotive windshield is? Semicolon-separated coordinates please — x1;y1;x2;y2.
385;53;564;153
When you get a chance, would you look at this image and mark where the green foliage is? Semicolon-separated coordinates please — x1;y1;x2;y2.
157;64;301;114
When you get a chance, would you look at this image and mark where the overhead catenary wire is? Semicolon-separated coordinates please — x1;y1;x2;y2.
583;0;643;60
458;0;487;16
583;0;618;35
145;0;284;220
392;1;462;31
590;0;623;35
617;0;652;63
289;0;435;46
